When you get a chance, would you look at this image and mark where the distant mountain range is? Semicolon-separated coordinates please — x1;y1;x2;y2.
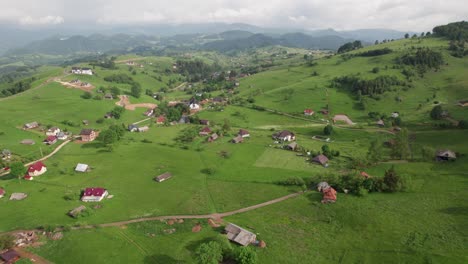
1;23;413;56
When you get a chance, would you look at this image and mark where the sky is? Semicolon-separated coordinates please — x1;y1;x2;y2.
0;0;466;31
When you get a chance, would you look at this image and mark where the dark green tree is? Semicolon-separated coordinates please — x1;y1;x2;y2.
367;139;383;163
323;124;333;135
195;241;223;264
131;83;142;98
430;105;443;120
235;247;258;264
10;162;26;180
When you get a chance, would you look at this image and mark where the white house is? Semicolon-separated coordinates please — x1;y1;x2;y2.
46;127;61;136
71;67;93;75
189;102;200;110
391;112;400;118
57;132;68;140
28;161;47;177
81;187;108;202
272;130;296;142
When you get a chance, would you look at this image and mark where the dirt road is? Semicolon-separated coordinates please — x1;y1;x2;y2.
116;95;157;110
14;247;53;264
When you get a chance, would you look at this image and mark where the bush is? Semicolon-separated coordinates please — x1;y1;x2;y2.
201;168;216;175
234;247;258;264
81;92;92;99
195;241;223;264
0;235;15;250
383;166;403;192
323;125;333;135
277;177;305;186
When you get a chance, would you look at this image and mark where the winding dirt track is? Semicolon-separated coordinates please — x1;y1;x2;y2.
116;95;157;110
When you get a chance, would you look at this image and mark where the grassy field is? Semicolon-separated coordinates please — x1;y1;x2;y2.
0;35;467;263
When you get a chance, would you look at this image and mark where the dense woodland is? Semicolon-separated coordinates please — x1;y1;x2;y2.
332;75;405;96
0;77;36;97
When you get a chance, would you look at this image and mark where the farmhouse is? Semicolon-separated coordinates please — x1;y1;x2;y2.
376;119;385;127
189;98;200;110
28;161;47;176
436;150;456;161
46;127;61;136
138;126;149;132
80;129;96;142
155;116;166;124
23;122;38;129
199;126;212;136
199;119;210;125
304;109;314;116
391;112;400;118
9;193;27;201
154;172;173;182
312;154;329;166
225;223;257;246
272;130;296;142
104;93;114;100
44;136;57;145
231;135;244;144
71;67;93;75
128;124;139;132
2;149;11;159
208;133;219;142
0;249;21;263
238;129;250;138
75;163;89;172
0;188;4;198
68;205;87;218
81;187;108;202
457;100;468;107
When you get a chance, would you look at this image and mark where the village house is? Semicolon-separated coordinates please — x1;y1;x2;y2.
156;116;166;124
231;135;244;144
208;133;219;143
0;188;5;198
0;249;21;263
225;223;257;246
436;150;457;161
23;122;39;130
28;161;47;177
212;97;226;105
179;115;191;124
286;142;298;151
81;187;108;202
44;135;58;145
312;154;329;167
138;126;149;132
82;120;89;126
304;109;314;116
319;109;329;115
1;149;11;160
199;119;210;126
128;124;139;132
143;109;155;117
391;112;400;118
9;193;27;201
46;127;61;136
272;130;296;142
154;172;173;182
75;163;89;172
57;132;68;140
199;127;212;136
80;129;97;142
189;98;200;110
71;67;93;75
104;112;114;119
238;129;250;138
24;175;33;180
20;139;35;145
376;119;385;127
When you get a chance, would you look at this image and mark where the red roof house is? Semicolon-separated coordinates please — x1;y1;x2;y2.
24;175;33;181
44;136;57;145
0;188;5;198
304;109;314;116
199;126;212;136
360;171;371;178
0;249;21;263
238;129;250;138
81;187;109;202
28;161;47;177
156;115;166;124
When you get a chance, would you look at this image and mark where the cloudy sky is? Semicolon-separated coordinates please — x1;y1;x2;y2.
0;0;466;31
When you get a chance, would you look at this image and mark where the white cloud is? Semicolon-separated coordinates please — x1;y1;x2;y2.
19;15;64;25
0;0;466;31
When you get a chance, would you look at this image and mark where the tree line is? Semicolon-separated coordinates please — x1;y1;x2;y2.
332;75;405;96
0;77;36;97
337;41;363;53
397;48;444;69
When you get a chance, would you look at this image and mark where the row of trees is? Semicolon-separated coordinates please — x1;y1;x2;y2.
176;59;220;82
103;74;142;98
0;77;36;97
332;75;404;96
337;41;363;53
397;48;444;70
195;239;257;264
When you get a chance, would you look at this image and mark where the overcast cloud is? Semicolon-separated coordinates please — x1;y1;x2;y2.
0;0;466;31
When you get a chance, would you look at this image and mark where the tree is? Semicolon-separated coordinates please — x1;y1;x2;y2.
372;67;380;74
430;105;443;120
10;162;26;180
222;119;231;133
404;33;410;39
110;106;125;120
235;247;258;264
0;235;15;250
383;166;403;192
81;92;92;99
99;129;118;145
391;128;411;160
110;86;121;97
131;83;142;98
195;241;223;264
323;124;333;135
374;40;379;45
367;139;383;163
421;146;435;161
458;120;468;129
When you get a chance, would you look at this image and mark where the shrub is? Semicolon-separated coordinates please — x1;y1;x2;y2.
277;177;305;186
195;241;223;264
383;166;403;192
201;168;216;175
81;92;92;99
0;235;15;250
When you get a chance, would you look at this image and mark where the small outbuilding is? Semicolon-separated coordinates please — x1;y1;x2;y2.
68;205;87;218
312;154;329;166
231;135;244;144
10;193;28;201
20;139;36;145
304;109;314;116
376;119;385;127
225;223;257;246
436;150;456;161
286;142;298;151
199;126;212;136
154;172;173;182
23;122;39;130
238;129;250;138
208;133;219;143
75;163;89;172
0;249;21;263
0;188;5;198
